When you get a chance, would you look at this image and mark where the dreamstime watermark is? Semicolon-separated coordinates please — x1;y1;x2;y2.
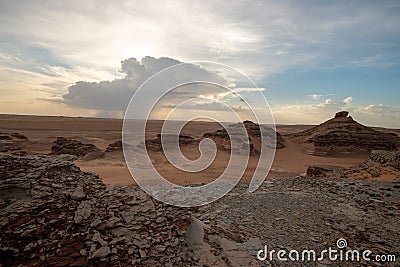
122;62;276;207
257;238;396;263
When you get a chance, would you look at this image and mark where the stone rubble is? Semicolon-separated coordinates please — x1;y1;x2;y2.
307;150;400;180
0;154;197;266
1;152;399;266
194;177;400;267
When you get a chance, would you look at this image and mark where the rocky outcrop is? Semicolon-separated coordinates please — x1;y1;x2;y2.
291;111;399;156
203;121;284;155
306;165;346;178
141;134;196;152
51;137;103;159
105;141;122;152
1;153;399;266
0;154;197;266
306;150;400;181
0;132;28;154
334;110;349;118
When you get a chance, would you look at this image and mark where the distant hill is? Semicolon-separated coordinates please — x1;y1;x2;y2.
289;111;400;156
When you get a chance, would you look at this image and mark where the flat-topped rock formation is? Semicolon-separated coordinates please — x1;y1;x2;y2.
291;111;399;156
307;150;400;181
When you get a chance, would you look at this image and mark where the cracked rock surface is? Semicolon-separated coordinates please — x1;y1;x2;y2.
0;154;196;266
1;153;399;266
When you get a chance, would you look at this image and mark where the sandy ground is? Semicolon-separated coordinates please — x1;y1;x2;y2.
1;114;392;185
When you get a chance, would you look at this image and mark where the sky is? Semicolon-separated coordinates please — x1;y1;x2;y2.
0;0;399;127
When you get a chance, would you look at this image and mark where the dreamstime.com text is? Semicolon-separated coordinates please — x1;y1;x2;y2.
257;239;396;263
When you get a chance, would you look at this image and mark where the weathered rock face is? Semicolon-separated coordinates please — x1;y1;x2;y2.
291;112;399;156
105;141;122;152
0;154;197;266
307;150;400;181
202;121;284;155
369;150;400;169
334;111;349;118
0;132;28;154
141;134;196;152
51;137;103;159
306;165;346;178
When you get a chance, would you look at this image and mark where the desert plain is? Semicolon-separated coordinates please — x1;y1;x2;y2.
2;113;396;185
1;113;399;266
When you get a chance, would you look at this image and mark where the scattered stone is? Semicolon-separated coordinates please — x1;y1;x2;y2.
0;154;196;266
307;150;400;181
90;246;110;259
71;185;86;200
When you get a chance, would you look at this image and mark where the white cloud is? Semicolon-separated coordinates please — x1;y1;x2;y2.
61;56;235;116
343;96;353;104
0;0;399;127
307;93;335;100
2;0;399;83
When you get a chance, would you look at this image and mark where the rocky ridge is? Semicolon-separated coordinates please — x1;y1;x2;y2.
291;111;399;156
51;137;104;160
307;150;400;181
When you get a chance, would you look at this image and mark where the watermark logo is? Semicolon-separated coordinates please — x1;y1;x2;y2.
336;238;347;249
257;238;396;263
122;62;275;207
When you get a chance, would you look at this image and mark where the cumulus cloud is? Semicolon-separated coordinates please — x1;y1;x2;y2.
62;57;183;114
61;56;251;117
